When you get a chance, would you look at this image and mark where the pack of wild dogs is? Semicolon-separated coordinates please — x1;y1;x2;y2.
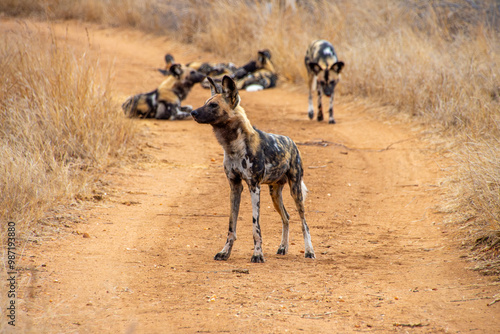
123;40;344;263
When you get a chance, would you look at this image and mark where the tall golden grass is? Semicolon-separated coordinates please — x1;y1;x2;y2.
1;0;499;271
0;26;135;239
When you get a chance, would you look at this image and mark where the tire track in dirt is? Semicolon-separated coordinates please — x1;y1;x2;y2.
9;21;499;333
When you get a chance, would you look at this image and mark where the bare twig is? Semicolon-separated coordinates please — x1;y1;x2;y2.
157;213;229;218
297;137;419;152
450;297;491;303
487;294;500;306
393;322;429;328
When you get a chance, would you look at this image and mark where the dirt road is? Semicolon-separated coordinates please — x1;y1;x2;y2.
9;20;499;333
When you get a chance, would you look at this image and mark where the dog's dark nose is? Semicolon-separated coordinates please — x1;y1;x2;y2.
191;109;198;118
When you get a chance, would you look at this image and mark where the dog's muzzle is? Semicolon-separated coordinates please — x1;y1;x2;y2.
191;106;218;124
191;108;202;123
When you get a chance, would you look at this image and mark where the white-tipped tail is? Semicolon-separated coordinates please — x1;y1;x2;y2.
301;181;308;202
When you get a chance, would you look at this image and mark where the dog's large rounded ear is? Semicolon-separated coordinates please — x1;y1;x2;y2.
222;75;240;109
308;62;322;74
164;54;174;66
207;77;221;96
170;64;183;78
331;61;344;74
258;49;271;64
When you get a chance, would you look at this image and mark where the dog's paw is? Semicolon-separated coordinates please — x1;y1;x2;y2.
214;252;230;261
328;118;336;124
305;252;316;259
180;105;193;113
308;110;314;120
277;246;288;255
200;79;211;89
250;254;265;263
317;114;324;122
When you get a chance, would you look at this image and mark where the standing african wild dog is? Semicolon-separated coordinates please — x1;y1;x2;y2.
305;40;344;124
123;64;205;119
191;76;315;263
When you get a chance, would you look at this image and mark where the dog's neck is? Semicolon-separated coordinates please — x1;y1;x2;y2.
172;81;193;101
211;106;258;156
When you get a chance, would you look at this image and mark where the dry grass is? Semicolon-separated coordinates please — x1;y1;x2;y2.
454;137;500;275
0;26;135;240
1;0;499;271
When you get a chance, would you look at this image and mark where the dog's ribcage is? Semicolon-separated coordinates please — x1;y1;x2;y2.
223;129;299;186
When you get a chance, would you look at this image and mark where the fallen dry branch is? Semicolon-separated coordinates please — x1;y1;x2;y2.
393;322;429;328
487;294;500;306
297;137;418;152
186;269;249;274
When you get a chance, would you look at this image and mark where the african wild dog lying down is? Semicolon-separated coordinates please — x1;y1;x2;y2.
305;40;344;123
186;59;237;78
158;53;237;78
191;76;315;263
232;49;277;91
123;64;205;119
200;49;278;92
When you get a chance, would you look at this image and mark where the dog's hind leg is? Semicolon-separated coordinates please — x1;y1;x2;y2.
214;180;243;261
250;185;265;263
289;180;315;259
269;184;290;255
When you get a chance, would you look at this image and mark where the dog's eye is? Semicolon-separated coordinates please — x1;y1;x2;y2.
208;103;219;109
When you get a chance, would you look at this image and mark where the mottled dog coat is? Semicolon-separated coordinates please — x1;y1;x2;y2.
191;76;315;263
199;50;277;92
232;49;277;91
305;40;344;123
123;64;205;119
158;53;237;78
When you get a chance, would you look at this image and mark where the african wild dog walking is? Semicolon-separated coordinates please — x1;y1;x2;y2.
191;76;315;263
123;64;205;119
305;40;344;123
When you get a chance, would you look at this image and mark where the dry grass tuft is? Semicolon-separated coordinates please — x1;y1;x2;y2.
0;26;135;239
454;138;500;275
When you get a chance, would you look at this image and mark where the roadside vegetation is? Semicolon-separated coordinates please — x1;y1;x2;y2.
1;0;498;273
0;25;136;242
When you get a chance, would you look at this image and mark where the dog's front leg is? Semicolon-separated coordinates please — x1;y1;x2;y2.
307;75;315;120
317;87;324;122
328;94;335;124
250;185;265;263
171;105;193;120
214;179;243;261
